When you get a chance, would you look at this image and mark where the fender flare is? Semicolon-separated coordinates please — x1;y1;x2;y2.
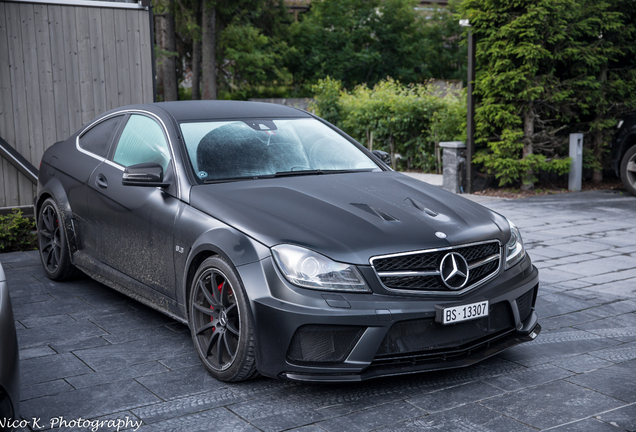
178;226;270;309
35;178;79;255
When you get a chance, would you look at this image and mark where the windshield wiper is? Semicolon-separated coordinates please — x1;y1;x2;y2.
274;169;374;177
274;169;325;177
204;169;375;183
204;176;268;184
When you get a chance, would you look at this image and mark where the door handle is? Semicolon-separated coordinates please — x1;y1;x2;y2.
95;174;108;189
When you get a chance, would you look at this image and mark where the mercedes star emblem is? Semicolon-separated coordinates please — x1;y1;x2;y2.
439;252;469;290
435;231;447;239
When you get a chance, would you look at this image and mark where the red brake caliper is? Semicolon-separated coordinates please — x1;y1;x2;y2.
210;282;224;324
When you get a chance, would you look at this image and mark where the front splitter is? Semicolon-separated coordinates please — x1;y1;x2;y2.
280;321;541;383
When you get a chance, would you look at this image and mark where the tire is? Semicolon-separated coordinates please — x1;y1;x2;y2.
620;145;636;197
188;256;258;382
37;198;81;281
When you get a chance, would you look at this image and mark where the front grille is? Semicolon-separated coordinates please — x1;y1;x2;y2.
375;302;514;359
286;325;365;364
379;275;440;290
373;252;439;272
371;241;501;294
468;259;499;284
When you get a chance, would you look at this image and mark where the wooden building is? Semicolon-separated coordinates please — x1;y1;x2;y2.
0;0;154;209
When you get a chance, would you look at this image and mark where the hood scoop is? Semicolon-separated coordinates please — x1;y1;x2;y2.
350;203;399;222
406;197;438;217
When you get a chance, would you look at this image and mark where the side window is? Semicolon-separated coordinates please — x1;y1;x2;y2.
78;115;123;157
112;114;171;171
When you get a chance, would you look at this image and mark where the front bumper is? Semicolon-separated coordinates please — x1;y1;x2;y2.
237;253;540;382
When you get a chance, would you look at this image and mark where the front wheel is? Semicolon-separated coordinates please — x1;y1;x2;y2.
37;198;81;280
188;256;258;382
620;145;636;197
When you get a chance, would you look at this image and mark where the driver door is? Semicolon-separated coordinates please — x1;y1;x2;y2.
87;113;180;298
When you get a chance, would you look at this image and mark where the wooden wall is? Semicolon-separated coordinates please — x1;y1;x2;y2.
0;0;154;207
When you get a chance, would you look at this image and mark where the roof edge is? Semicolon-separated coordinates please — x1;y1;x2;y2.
2;0;147;10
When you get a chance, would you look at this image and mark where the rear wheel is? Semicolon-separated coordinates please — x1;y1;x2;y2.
188;256;258;382
620;145;636;197
37;198;80;280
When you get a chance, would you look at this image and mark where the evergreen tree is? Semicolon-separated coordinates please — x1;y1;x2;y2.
567;0;636;182
421;0;467;84
461;0;636;188
460;0;576;188
289;0;464;92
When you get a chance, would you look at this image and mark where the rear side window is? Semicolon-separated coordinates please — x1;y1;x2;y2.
78;115;123;157
112;114;171;171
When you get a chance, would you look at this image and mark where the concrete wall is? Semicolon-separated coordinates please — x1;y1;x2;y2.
0;0;154;207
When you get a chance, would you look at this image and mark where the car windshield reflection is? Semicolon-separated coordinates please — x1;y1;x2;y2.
180;118;380;182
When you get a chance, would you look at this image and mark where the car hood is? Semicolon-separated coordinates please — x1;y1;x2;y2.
190;171;510;265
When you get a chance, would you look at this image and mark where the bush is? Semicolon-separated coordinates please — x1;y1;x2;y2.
310;77;343;126
0;209;37;252
312;77;467;172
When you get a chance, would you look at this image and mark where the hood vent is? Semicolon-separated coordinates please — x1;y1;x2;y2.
405;198;438;217
350;203;398;222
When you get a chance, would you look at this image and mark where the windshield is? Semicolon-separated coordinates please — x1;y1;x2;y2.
180;118;380;182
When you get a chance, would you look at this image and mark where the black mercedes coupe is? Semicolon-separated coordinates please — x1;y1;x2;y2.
35;101;540;382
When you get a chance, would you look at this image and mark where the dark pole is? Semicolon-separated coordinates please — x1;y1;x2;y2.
145;0;157;102
466;29;476;194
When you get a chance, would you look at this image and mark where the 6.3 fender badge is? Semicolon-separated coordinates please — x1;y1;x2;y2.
440;252;469;290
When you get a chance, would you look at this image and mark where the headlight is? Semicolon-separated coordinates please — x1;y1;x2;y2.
271;244;370;292
505;219;526;269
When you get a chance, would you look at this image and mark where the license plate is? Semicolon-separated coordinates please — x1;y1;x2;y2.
439;301;489;325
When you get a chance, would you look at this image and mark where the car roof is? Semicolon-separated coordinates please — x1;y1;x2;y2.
152;100;312;122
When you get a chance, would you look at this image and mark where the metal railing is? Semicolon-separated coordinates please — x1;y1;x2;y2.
0;136;39;185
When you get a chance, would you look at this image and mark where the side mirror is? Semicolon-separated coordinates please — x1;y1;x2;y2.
122;162;170;187
372;150;391;166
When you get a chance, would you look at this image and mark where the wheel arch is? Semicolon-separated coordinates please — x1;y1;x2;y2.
184;249;219;319
179;227;270;319
619;141;636;196
612;127;636;176
182;236;267;376
35;179;78;254
621;134;636;161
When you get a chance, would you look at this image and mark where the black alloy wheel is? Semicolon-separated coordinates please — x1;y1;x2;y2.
620;145;636;197
37;198;80;280
189;256;257;382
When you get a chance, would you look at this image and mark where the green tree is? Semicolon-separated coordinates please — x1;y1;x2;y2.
567;0;636;182
290;0;433;92
420;0;467;83
218;22;292;99
460;0;576;188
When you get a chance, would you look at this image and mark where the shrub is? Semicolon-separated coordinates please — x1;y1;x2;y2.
313;77;467;172
0;209;37;252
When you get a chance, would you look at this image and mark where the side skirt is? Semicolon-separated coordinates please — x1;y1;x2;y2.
73;251;188;325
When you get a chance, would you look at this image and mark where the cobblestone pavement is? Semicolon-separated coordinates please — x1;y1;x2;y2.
3;189;636;432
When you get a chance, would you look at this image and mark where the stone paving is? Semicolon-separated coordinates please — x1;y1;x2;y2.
2;189;636;432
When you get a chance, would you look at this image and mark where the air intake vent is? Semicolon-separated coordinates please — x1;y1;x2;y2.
516;287;536;322
350;203;398;221
405;198;438;217
287;325;365;364
375;302;514;358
